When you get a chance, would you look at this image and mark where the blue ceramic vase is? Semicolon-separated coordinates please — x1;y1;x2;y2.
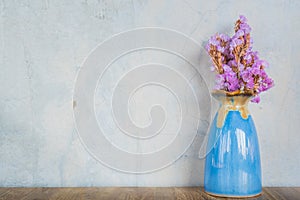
204;90;262;198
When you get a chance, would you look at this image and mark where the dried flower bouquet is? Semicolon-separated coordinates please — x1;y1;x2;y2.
205;15;274;103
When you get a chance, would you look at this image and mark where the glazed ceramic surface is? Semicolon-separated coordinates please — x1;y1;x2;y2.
204;91;262;197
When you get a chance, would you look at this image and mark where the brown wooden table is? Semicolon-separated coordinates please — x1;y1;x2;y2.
0;187;299;200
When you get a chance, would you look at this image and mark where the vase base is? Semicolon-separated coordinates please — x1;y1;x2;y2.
204;190;262;198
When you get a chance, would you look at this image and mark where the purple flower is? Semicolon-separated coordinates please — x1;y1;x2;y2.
243;50;259;65
251;95;260;103
215;74;225;90
238;15;251;34
252;67;261;76
239;15;247;23
228;60;238;68
228;78;239;91
241;24;251;34
205;43;210;51
260;60;269;68
206;35;220;51
220;34;230;42
217;46;225;53
206;33;230;53
246;77;255;89
229;37;243;52
235;30;245;38
241;68;251;82
239;64;245;72
243;53;252;64
210;36;219;45
260;76;274;92
223;64;232;72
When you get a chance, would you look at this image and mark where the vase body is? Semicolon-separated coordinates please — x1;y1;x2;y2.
204;91;262;197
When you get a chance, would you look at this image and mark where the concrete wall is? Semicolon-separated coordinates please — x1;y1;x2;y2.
0;0;299;186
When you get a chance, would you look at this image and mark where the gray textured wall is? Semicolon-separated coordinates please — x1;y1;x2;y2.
0;0;299;187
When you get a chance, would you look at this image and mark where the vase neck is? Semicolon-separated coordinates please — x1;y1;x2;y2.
212;91;252;128
215;95;251;108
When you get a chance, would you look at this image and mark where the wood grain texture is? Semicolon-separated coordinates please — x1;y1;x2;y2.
0;187;299;200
